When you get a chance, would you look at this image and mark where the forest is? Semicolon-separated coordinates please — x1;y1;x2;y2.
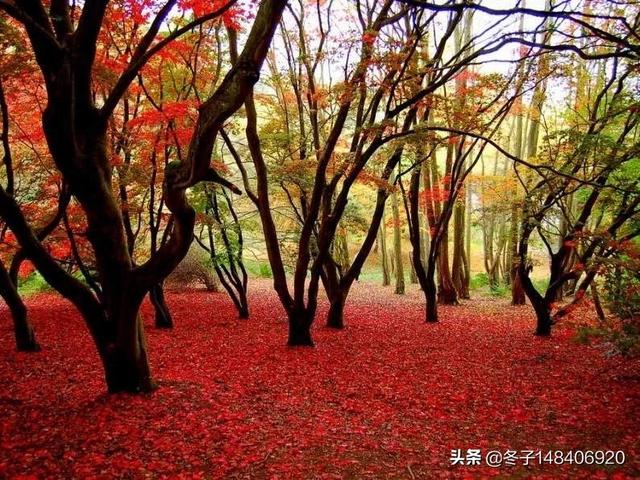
0;0;639;478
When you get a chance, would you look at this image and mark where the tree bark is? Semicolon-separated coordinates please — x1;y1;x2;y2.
287;308;314;346
509;205;526;305
391;186;405;295
591;283;606;321
326;291;346;330
0;262;40;352
437;234;458;305
452;198;469;298
101;305;155;393
379;221;391;286
150;282;173;329
425;272;439;323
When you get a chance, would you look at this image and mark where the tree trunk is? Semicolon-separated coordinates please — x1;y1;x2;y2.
102;308;155;393
437;236;458;305
452;199;469;299
511;269;526;305
591;283;605;321
532;296;552;336
391;187;405;294
0;262;39;352
334;228;350;274
287;309;314;346
150;282;173;329
552;269;598;322
547;245;574;303
409;258;418;284
509;205;526;305
237;289;250;320
321;258;343;329
518;230;552;336
425;273;438;323
326;292;346;329
379;222;390;286
520;265;552;336
464;183;472;296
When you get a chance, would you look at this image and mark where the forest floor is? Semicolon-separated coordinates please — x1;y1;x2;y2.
0;280;639;479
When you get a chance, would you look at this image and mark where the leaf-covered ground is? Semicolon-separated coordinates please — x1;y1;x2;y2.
1;280;639;479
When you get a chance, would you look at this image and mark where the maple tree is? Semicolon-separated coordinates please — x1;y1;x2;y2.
516;54;640;335
0;25;75;351
0;0;287;392
0;0;639;477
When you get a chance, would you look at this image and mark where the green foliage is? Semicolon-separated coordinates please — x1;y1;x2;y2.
245;259;272;278
576;251;640;357
602;254;640;320
470;272;490;289
488;283;510;298
574;325;606;345
575;322;640;357
18;272;52;297
469;273;510;297
532;277;549;293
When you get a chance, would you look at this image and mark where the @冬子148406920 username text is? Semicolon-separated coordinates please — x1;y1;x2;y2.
449;449;626;468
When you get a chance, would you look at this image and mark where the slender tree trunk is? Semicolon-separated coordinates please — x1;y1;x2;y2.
0;262;39;352
591;283;605;321
464;184;471;295
392;187;405;295
379;221;390;286
510;22;529;306
437;231;458;304
321;258;344;329
452;199;469;298
237;289;250;320
409;257;418;284
436;145;458;305
425;263;438;323
509;205;526;305
150;281;173;329
334;228;350;273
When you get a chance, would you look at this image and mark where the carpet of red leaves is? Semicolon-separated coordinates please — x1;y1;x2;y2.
1;280;639;479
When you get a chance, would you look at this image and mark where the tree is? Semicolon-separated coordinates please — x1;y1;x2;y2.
195;178;250;320
517;56;640;335
0;28;75;351
391;175;405;295
231;0;425;342
0;0;287;392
